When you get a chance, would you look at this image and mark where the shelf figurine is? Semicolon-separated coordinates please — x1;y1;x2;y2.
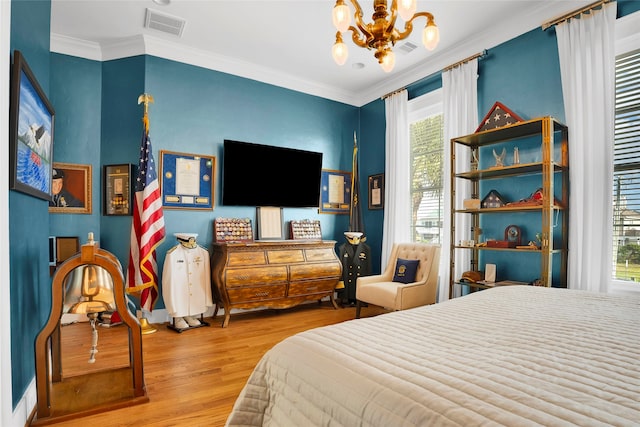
492;148;506;168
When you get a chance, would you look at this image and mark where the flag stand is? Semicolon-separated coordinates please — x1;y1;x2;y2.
138;94;158;335
139;316;157;335
125;93;166;335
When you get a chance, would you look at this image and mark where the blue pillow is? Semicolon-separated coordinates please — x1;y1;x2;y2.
392;258;419;284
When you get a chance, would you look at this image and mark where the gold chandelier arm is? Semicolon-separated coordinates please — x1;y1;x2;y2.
395;11;434;41
385;0;399;35
348;0;373;44
346;25;369;48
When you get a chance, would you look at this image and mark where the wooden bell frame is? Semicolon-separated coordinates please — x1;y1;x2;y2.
31;239;148;425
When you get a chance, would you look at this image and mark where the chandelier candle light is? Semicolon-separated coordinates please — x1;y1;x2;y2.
332;0;440;72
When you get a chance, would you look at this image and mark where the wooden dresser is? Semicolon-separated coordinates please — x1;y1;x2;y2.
211;240;342;327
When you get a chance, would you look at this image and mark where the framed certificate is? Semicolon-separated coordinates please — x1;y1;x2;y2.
256;207;284;240
102;164;133;216
368;173;384;210
160;150;216;210
319;169;351;214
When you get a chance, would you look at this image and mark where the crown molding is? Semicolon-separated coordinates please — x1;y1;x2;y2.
49;1;599;108
50;32;362;106
50;33;102;61
141;35;358;105
353;1;583;106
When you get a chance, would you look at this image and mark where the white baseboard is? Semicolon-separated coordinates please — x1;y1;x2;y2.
12;377;35;427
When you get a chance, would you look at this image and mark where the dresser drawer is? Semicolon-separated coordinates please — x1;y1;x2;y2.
228;284;287;302
304;248;338;262
290;262;341;281
228;251;266;266
267;249;304;264
288;279;337;297
226;266;287;287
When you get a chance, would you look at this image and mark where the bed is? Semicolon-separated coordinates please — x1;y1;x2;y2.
226;286;640;426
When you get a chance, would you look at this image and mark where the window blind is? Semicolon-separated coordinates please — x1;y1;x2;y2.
410;114;444;244
613;48;640;282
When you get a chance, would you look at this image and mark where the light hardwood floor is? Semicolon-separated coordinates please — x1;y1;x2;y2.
44;301;387;427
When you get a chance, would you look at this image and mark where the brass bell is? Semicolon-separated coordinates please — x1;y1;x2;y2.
63;264;115;315
63;264;116;363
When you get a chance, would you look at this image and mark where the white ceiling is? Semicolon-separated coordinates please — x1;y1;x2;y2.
50;0;592;106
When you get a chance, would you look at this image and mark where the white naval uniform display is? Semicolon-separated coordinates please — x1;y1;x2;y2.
162;243;213;318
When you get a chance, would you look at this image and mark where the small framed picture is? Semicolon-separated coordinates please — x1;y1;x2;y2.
256;207;284;240
103;164;134;216
368;173;384;210
49;163;92;214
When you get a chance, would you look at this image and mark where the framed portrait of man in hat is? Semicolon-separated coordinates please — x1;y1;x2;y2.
48;162;92;214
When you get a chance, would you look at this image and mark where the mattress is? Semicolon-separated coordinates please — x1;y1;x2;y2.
226;286;640;426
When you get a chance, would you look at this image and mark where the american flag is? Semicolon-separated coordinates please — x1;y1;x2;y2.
475;101;523;133
126;125;165;311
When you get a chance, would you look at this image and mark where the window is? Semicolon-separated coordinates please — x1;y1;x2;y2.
408;89;444;244
612;11;640;293
612;48;640;286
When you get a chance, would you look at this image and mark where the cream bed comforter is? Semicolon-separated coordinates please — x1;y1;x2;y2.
226;286;640;426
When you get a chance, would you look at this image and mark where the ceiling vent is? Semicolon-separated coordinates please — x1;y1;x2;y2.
144;8;186;37
397;41;418;55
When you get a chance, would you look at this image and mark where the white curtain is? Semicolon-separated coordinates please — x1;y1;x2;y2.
382;90;411;268
440;59;479;302
556;2;616;293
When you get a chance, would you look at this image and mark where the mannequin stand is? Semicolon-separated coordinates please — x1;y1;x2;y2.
167;314;210;333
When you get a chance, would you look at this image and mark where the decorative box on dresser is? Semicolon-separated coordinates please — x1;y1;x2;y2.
211;240;342;327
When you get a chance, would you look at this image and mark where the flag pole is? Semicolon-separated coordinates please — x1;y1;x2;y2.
126;93;165;335
348;130;366;242
137;93;157;335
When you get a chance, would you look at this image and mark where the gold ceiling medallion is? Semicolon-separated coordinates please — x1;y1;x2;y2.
332;0;439;72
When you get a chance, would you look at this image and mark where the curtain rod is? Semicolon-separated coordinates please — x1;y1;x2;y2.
381;87;407;100
442;50;487;72
380;49;487;100
541;0;610;30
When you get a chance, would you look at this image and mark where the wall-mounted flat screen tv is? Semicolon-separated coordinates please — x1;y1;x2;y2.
222;139;323;208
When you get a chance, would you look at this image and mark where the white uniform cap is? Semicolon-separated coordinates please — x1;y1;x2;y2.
174;232;198;241
344;232;363;239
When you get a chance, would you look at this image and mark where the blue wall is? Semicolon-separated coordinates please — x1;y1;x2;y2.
98;56;146;264
54;54;360;311
358;100;386;271
49;54;102;239
475;26;567;284
478;27;565;123
9;0;52;408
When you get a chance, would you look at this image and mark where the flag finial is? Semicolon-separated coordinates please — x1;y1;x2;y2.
138;93;154;132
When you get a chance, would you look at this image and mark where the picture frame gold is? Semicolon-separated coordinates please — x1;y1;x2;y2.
160;150;216;210
368;173;384;210
319;169;351;214
103;164;133;216
48;162;92;214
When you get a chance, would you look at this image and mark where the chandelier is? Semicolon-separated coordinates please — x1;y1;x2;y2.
332;0;440;72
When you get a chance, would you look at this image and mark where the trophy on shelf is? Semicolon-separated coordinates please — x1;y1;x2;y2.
471;151;479;171
492;148;506;168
